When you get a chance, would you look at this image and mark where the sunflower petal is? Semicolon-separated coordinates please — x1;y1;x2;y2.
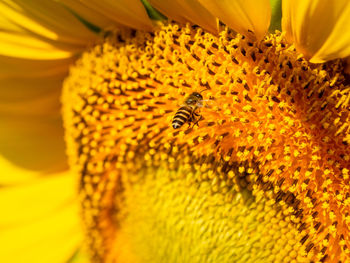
0;32;79;59
0;0;98;59
59;0;119;32
0;73;69;172
0;74;64;114
0;155;39;184
67;249;90;263
0;170;77;224
67;0;153;31
282;0;350;63
198;0;271;40
1;0;97;43
147;0;186;23
0;171;81;263
148;0;218;34
0;206;81;263
0;115;67;172
0;55;75;78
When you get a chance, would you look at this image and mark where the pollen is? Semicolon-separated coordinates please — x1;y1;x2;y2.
62;22;350;262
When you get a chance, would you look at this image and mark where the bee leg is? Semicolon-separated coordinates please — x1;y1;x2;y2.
193;115;203;127
190;112;202;128
186;115;194;129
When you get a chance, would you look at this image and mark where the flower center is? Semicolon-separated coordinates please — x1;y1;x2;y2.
62;23;350;262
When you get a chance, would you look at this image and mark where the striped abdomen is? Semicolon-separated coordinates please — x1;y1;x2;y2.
172;106;193;129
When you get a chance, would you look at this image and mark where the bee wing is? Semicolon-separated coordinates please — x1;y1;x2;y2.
200;99;220;109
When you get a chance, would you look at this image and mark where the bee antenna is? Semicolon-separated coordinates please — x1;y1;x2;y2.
199;88;209;94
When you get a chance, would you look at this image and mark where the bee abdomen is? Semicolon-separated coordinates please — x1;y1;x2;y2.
172;106;192;129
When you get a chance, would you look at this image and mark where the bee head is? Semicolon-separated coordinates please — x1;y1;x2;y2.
185;92;204;105
192;92;203;99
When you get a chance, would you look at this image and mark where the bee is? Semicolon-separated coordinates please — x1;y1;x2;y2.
172;92;204;129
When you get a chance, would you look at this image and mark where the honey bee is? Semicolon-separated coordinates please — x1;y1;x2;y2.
172;92;204;129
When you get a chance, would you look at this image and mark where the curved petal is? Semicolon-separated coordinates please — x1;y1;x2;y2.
0;74;68;172
68;249;90;263
0;115;67;172
282;0;350;63
1;0;97;44
0;74;63;114
0;0;88;171
147;0;186;23
70;0;154;31
0;55;75;78
198;0;271;40
0;171;82;263
0;155;39;184
0;32;80;59
0;0;98;59
0;170;77;224
59;0;121;31
148;0;218;34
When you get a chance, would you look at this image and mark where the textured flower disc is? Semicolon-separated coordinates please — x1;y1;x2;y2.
62;23;350;263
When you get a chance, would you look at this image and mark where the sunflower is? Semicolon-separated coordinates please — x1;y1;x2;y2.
1;0;350;263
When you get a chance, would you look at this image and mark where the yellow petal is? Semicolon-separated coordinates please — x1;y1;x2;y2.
0;55;75;78
73;0;153;31
0;155;39;184
0;115;67;172
198;0;271;40
1;0;97;44
0;171;81;263
59;0;123;31
147;0;187;23
0;170;77;225
148;0;218;34
282;0;350;63
0;74;68;172
69;249;90;263
0;32;78;59
0;74;64;115
0;0;98;59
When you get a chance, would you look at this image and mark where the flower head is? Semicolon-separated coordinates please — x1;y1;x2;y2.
1;1;350;263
